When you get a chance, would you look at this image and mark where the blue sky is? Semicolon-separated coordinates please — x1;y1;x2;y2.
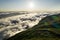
0;0;60;11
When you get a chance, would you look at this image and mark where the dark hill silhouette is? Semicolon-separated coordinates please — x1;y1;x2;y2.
5;14;60;40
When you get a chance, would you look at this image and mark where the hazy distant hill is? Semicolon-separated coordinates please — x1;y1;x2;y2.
5;14;60;40
0;12;28;19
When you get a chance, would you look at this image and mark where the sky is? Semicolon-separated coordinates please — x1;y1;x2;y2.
0;0;60;11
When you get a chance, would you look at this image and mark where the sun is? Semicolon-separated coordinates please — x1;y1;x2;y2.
28;2;34;9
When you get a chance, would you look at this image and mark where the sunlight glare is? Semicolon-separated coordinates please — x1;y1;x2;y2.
28;2;34;9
